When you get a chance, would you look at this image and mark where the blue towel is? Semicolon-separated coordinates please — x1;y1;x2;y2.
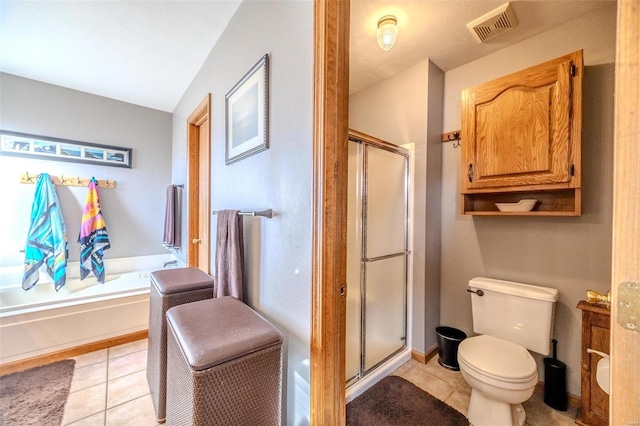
22;173;68;291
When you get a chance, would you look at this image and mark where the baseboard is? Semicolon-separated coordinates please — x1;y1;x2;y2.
0;330;148;376
534;381;581;412
411;345;438;364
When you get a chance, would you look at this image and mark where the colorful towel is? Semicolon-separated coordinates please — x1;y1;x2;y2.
22;173;68;291
78;177;111;283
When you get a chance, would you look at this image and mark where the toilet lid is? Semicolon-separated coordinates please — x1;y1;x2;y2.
458;335;537;381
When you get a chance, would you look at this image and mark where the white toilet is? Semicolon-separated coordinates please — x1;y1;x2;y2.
457;277;559;426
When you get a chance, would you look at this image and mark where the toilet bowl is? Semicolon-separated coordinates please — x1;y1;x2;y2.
459;277;558;426
458;335;538;426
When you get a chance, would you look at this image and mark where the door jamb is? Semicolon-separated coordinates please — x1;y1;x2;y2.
186;94;211;271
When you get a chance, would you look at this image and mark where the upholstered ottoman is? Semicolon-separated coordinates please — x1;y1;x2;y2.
146;267;214;423
165;296;283;426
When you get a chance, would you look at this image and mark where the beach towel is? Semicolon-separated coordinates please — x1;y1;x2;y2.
214;210;245;301
22;173;68;291
78;177;111;283
162;185;181;250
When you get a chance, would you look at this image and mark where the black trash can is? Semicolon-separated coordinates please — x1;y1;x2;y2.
436;326;467;371
544;339;567;411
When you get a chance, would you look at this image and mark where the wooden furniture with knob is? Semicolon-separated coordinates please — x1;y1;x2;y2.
576;301;610;426
460;50;583;216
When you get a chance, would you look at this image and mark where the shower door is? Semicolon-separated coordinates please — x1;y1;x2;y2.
346;134;409;385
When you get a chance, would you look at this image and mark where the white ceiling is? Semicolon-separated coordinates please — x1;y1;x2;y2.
0;1;615;112
350;0;614;94
0;1;242;112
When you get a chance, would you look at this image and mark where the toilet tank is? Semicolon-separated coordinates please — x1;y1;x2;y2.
468;277;559;355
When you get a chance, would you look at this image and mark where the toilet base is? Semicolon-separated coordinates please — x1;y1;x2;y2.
467;389;526;426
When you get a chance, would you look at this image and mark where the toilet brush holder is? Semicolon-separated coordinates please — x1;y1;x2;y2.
544;339;567;411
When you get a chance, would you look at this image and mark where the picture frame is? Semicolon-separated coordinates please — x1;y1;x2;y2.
225;54;269;164
0;130;132;168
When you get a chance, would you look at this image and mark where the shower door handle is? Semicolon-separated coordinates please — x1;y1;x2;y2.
363;251;410;263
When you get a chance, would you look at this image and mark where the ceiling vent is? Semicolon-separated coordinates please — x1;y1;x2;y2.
467;2;518;43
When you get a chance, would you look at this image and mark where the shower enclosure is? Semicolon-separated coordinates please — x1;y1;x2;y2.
346;131;410;386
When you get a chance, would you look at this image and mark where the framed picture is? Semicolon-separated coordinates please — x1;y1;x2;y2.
0;130;132;168
225;54;269;164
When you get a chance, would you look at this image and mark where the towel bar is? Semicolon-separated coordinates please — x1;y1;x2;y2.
212;209;272;218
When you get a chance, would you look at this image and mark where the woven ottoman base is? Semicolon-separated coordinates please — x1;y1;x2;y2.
166;297;283;425
146;267;214;423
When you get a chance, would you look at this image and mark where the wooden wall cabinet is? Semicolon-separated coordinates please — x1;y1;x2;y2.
460;50;583;215
577;301;610;426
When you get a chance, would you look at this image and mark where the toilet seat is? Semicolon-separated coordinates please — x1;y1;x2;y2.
458;335;537;385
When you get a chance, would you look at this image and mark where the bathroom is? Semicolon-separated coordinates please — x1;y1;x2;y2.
0;0;635;424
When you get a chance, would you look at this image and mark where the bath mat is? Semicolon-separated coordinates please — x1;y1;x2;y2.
0;359;75;425
347;375;468;426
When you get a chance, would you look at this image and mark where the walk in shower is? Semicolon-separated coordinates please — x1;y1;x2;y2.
346;131;410;388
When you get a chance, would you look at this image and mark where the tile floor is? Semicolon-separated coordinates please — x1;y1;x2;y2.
390;357;579;426
60;339;578;425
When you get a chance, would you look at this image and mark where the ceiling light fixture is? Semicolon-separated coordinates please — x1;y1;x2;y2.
376;15;398;51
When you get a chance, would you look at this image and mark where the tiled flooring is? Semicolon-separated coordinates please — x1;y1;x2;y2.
62;339;158;425
60;339;577;425
390;357;579;426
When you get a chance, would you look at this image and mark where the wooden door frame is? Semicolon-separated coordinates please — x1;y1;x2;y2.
311;1;639;424
186;94;211;272
610;1;639;424
311;0;350;424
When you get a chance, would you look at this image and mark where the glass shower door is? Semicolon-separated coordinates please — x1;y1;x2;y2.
362;145;407;371
346;136;409;385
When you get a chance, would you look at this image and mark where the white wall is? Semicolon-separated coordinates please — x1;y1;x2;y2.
0;73;172;270
440;4;616;396
349;59;444;354
170;2;313;424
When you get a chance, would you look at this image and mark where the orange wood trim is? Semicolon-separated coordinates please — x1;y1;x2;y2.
0;330;147;377
411;345;438;364
311;0;350;424
411;350;426;364
611;1;640;424
186;94;211;271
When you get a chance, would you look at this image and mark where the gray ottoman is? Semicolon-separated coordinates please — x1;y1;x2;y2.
166;296;283;425
146;267;214;423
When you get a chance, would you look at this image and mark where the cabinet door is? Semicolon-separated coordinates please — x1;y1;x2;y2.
462;50;582;190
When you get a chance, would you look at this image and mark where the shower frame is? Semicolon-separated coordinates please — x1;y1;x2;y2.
346;130;411;387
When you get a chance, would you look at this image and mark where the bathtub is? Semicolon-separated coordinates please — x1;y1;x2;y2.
0;254;184;365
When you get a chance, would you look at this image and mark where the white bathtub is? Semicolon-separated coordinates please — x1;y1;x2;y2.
0;254;183;364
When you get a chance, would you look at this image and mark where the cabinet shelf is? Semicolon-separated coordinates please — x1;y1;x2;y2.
462;188;581;216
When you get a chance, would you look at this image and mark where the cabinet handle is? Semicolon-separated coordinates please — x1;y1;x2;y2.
468;164;473;182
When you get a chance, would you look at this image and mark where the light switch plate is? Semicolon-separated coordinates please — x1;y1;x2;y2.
617;281;640;332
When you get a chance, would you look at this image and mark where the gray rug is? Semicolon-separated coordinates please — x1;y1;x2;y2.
0;359;76;425
347;375;468;425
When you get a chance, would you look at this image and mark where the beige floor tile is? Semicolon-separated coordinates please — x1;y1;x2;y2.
61;382;107;425
70;361;107;393
523;393;577;426
444;389;472;417
72;349;108;369
64;411;105;426
422;356;469;389
108;339;149;359
398;364;455;401
390;359;421;377
107;370;150;408
108;349;147;380
106;394;158;426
